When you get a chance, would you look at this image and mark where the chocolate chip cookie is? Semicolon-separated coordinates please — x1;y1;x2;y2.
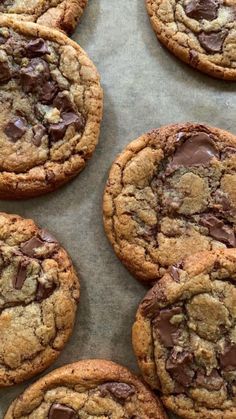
133;248;236;418
0;1;88;34
103;123;236;284
146;0;236;80
0;16;103;199
0;212;80;386
4;359;167;418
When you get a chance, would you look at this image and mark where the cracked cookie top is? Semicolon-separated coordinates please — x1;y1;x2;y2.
4;359;167;419
133;248;236;419
0;0;88;34
103;123;236;284
0;212;80;387
0;16;103;198
146;0;236;80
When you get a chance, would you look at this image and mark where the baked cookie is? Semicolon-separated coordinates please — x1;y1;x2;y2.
4;359;167;418
0;212;80;386
0;0;88;34
146;0;236;80
103;123;236;284
0;16;103;199
133;248;236;418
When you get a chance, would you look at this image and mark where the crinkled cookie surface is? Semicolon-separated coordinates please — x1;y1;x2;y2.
146;0;236;79
0;212;80;386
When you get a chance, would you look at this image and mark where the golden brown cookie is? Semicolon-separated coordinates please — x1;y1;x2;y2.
133;248;236;418
103;123;236;284
0;212;80;387
4;359;167;418
0;16;103;199
146;0;236;80
0;0;88;34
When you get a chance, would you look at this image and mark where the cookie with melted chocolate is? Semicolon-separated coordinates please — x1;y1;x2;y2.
133;248;236;418
0;212;80;386
4;360;167;418
0;16;103;199
146;0;236;80
103;123;236;283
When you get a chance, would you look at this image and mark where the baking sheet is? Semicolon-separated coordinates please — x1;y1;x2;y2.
1;0;236;417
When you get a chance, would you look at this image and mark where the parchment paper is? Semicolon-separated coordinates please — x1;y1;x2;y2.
1;1;236;417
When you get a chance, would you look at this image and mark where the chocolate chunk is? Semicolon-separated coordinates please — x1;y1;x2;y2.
26;38;49;57
39;81;58;104
169;266;180;282
153;307;182;347
99;382;135;402
35;281;56;302
185;0;220;21
198;31;228;54
32;124;46;146
166;350;195;387
0;59;11;82
169;132;219;169
219;344;236;369
4;117;27;142
39;229;58;243
49;112;84;143
200;214;236;247
20;58;50;93
140;285;166;317
48;403;76;419
195;369;223;390
21;236;44;258
53;92;75;112
13;261;28;290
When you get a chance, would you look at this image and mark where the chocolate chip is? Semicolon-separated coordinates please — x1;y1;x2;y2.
198;31;228;54
169;132;219;169
200;214;236;247
21;236;44;258
219;344;236;369
99;382;135;402
166;350;195;387
4;117;27;142
153;307;183;347
140;285;167;317
195;369;224;390
53;92;75;112
39;81;58;104
0;59;11;82
48;403;76;419
26;38;49;57
49;112;84;143
169;266;180;282
35;281;56;302
12;261;28;290
39;229;58;243
20;58;50;93
32;124;46;147
185;0;220;21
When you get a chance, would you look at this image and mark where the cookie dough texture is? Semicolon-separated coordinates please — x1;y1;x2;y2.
4;359;167;418
146;0;236;80
0;0;88;34
0;16;103;199
103;123;236;284
133;248;236;418
0;212;80;387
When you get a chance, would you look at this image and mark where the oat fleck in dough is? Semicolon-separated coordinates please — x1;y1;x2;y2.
146;0;236;80
133;249;236;418
0;212;80;386
4;359;167;419
0;16;103;199
0;0;88;34
103;123;236;284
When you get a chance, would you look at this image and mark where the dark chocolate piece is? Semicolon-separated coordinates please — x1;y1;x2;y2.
198;31;228;54
166;350;195;387
200;215;236;247
48;403;76;419
195;369;224;390
39;81;58;104
26;38;49;57
99;382;135;402
153;307;182;347
12;261;28;290
185;0;220;21
20;58;50;93
35;281;56;302
4;117;27;141
21;236;44;258
219;344;236;369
